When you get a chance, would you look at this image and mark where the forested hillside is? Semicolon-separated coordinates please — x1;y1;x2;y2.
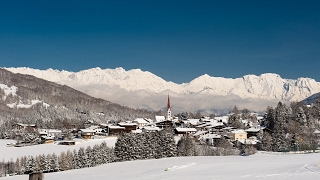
0;68;155;129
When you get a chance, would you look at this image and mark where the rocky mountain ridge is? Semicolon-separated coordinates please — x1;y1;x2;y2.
5;67;320;112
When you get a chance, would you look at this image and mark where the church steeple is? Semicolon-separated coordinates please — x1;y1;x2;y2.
167;94;170;111
166;94;172;120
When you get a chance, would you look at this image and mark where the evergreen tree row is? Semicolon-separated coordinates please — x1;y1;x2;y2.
114;131;177;161
0;141;114;177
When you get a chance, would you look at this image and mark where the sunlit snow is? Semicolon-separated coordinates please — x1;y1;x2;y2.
1;139;320;180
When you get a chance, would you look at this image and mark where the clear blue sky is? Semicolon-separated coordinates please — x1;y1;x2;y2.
1;0;320;83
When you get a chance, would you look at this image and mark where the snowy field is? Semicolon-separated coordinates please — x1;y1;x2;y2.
0;138;117;161
2;153;320;180
2;139;320;179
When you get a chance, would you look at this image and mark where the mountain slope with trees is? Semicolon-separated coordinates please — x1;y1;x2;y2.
0;68;155;130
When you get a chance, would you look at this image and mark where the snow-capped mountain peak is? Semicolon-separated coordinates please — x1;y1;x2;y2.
4;67;320;111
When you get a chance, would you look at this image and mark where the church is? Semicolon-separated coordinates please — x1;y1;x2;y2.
166;94;172;120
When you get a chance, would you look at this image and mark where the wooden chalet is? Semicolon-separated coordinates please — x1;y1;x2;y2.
118;122;138;133
174;127;197;136
79;129;96;139
156;120;173;129
108;125;125;136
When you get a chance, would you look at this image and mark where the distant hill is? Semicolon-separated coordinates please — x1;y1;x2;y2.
0;68;155;126
5;67;320;112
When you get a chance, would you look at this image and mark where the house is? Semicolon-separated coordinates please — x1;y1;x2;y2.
156;120;174;129
199;134;222;146
174;128;197;136
142;125;161;132
40;136;55;144
38;129;62;140
118;122;138;133
107;125;125;136
132;118;149;128
79;129;96;139
228;129;247;141
12;123;37;131
94;128;107;136
245;127;262;138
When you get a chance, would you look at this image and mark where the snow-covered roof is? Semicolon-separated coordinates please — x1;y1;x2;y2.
79;129;96;133
222;127;235;130
196;123;210;128
237;139;258;145
132;129;143;133
193;131;208;136
245;127;261;133
38;129;62;134
314;130;320;134
108;126;125;130
41;136;55;140
231;129;247;134
186;119;200;125
175;128;197;132
88;125;100;130
257;116;264;120
214;116;229;123
205;122;224;128
155;116;165;122
99;123;110;127
133;118;149;124
16;123;36;127
142;126;161;131
200;134;221;139
118;122;138;126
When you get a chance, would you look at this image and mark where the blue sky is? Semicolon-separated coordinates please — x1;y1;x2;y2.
1;0;320;83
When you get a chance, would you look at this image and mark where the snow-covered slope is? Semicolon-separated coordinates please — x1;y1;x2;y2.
5;67;320;111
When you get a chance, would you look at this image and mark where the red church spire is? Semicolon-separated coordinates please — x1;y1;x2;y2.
167;94;170;110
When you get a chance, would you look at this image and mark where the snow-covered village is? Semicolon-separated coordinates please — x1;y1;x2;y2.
2;1;320;180
1;89;320;179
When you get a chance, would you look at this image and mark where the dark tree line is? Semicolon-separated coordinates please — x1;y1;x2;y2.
114;131;177;161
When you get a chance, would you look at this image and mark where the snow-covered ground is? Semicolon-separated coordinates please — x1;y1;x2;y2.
0;138;117;161
2;153;320;180
1;138;320;180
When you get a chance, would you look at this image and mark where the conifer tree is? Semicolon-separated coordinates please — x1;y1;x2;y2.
59;152;68;171
177;135;196;156
14;157;22;175
85;146;92;168
72;149;79;169
77;147;86;168
24;156;36;174
66;150;74;170
265;106;275;130
272;102;288;152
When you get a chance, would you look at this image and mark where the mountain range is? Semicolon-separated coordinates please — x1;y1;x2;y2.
5;67;320;113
